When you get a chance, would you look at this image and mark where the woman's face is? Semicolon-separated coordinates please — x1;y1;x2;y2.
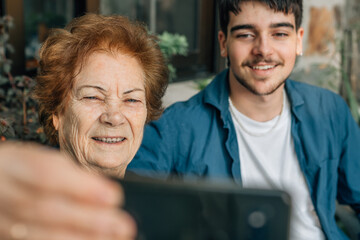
53;52;147;177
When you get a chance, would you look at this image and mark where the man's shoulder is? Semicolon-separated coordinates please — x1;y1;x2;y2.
286;79;346;107
287;79;337;95
161;90;213;124
286;80;353;127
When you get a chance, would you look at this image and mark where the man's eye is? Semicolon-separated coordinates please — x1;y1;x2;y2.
236;34;254;38
274;33;288;37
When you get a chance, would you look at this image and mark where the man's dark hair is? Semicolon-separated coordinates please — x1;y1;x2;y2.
218;0;303;36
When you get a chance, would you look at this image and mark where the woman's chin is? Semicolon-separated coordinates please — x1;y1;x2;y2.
87;158;128;177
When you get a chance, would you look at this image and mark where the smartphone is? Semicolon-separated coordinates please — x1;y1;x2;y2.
115;175;291;240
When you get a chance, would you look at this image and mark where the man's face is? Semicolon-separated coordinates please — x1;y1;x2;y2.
53;52;147;177
218;1;303;96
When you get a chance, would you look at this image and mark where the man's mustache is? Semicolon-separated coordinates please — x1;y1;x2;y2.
242;58;283;66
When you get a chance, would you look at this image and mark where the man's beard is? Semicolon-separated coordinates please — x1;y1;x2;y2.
230;55;287;96
233;72;287;96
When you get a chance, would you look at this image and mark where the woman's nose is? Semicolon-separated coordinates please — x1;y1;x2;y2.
99;106;125;127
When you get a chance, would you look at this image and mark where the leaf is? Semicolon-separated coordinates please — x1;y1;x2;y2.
0;33;9;43
15;76;24;87
3;61;11;74
0;118;15;137
157;31;189;60
344;74;360;124
196;77;213;90
6;43;15;54
167;64;176;81
0;75;9;86
6;88;14;96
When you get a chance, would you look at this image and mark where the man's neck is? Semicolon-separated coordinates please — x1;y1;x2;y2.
229;77;284;122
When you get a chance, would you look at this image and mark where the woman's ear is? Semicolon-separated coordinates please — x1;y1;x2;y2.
52;114;59;130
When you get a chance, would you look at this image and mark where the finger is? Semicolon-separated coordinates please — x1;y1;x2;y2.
0;191;137;240
0;214;136;240
0;178;136;239
21;194;137;238
0;142;123;206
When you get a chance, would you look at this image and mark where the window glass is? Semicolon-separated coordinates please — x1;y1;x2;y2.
100;0;199;51
156;0;198;51
23;0;74;70
100;0;149;24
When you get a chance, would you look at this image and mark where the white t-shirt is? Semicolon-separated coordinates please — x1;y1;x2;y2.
229;92;325;240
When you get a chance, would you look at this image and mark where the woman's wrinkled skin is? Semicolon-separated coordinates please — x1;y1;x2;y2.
53;52;147;177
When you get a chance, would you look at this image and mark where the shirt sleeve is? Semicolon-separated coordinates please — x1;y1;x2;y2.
336;100;360;221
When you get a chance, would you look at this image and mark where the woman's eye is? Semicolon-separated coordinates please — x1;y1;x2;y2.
126;99;140;103
84;96;100;100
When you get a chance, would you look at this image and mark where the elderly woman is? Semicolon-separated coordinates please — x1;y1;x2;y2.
34;13;168;177
0;13;168;239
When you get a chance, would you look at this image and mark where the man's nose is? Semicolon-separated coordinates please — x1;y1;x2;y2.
99;105;125;127
252;35;273;57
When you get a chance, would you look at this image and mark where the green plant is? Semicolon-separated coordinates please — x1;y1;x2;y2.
157;31;188;81
0;15;47;143
341;29;360;125
195;76;213;91
341;69;360;124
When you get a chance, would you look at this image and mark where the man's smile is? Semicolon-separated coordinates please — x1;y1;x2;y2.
250;65;276;70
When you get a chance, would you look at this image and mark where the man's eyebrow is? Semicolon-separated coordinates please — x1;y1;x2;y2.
230;22;295;33
270;22;294;29
230;24;255;33
123;88;145;95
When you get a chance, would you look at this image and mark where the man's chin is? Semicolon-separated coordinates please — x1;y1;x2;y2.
251;86;283;96
235;76;285;96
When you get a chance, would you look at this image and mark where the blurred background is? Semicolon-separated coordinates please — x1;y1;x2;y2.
0;0;359;137
0;0;358;83
1;0;217;80
0;1;359;239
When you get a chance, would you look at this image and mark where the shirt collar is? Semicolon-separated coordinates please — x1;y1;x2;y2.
285;79;305;121
204;69;230;113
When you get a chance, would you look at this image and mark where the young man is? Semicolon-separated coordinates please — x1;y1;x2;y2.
127;0;360;239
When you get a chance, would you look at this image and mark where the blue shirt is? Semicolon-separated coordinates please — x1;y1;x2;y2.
127;69;360;239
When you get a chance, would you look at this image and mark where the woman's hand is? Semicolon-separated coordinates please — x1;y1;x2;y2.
0;141;136;240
